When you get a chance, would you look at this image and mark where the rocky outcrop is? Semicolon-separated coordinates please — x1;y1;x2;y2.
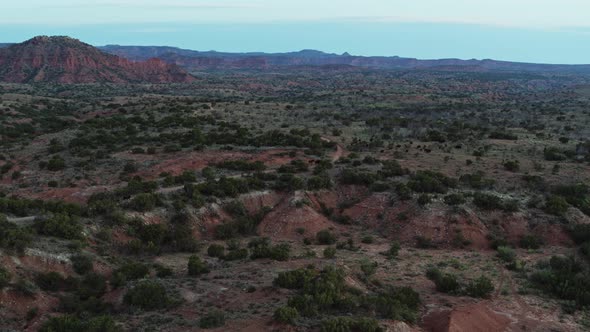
0;36;195;83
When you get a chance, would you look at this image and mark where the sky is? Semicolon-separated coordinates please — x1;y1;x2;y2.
2;0;590;64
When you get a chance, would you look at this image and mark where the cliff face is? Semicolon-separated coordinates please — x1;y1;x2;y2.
0;36;196;83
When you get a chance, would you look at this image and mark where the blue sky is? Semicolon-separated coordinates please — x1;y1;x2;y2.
3;0;590;64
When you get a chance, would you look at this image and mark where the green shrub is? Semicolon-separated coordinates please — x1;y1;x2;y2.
155;264;173;278
78;273;107;300
415;236;435;249
465;276;494;298
316;230;337;245
39;315;85;332
371;286;421;323
0;217;32;253
324;247;337;259
417;194;431;206
71;254;93;274
35;272;65;291
111;262;150;287
338;168;381;186
385;241;400;259
545;195;569;216
379;160;406;178
274;268;316;289
188;255;210;276
472;193;501;210
408;171;457;194
519;234;543;249
85;315;121;332
47;156;66;171
497;246;516;263
544;147;568;161
361;235;374;244
248;238;291;261
223;248;249;261
528;255;590;308
35;214;83;240
199;310;225;329
459;172;495;189
444;193;466;206
207;244;225;258
0;267;11;289
129;193;157;212
123;280;169;310
273;306;299;324
360;260;378;278
503;160;520;172
320;317;382;332
434;273;460;294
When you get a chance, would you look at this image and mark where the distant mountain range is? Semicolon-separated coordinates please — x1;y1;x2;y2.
98;45;590;74
0;37;195;83
1;36;590;84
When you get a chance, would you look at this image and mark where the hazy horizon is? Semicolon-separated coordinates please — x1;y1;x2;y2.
4;1;590;64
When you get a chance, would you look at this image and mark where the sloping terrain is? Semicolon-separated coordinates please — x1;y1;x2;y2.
0;67;589;331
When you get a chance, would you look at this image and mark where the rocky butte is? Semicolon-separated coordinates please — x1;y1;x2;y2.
0;36;196;84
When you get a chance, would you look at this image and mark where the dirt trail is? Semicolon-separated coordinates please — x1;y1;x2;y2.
321;137;346;162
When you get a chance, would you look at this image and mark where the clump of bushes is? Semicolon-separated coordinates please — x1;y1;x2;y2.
472;193;518;212
274;306;299;324
503;160;520;172
426;268;494;298
0;216;32;253
70;254;93;274
199;310;226;329
316;229;337;245
544;195;569;216
207;244;225;258
111;262;150;287
408;171;457;194
35;214;83;240
444;193;466;206
248;237;291;261
274;266;421;324
497;246;516;263
519;234;543;250
39;315;120;332
528;255;590;309
320;317;382;332
123;280;170;310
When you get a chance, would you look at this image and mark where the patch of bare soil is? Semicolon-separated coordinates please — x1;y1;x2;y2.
422;302;512;332
258;191;340;240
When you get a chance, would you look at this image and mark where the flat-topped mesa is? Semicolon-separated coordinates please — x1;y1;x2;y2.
0;35;196;83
